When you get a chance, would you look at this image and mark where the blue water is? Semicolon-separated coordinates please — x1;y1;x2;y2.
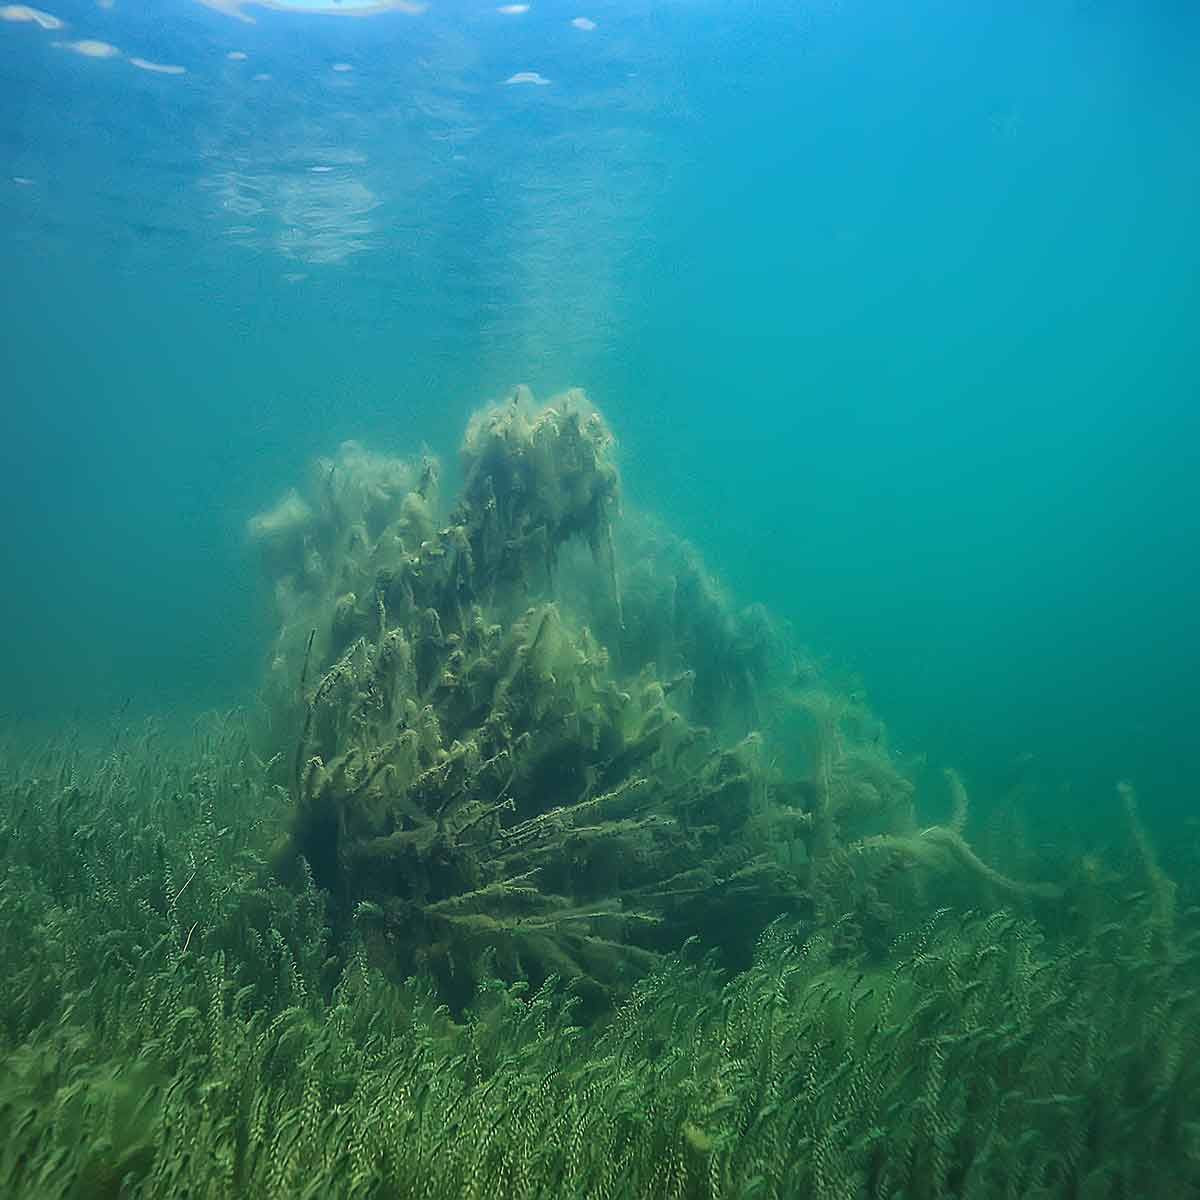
2;0;1197;818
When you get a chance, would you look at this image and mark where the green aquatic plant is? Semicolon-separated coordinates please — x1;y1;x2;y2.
1;722;1198;1198
247;388;1060;1007
2;391;1192;1200
249;390;808;1008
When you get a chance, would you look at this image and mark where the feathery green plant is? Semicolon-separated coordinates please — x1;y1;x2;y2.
2;719;1198;1198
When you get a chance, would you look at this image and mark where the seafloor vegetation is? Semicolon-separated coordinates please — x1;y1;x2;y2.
2;390;1198;1198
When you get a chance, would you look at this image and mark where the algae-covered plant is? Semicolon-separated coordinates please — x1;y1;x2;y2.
2;387;1197;1199
248;389;1053;1011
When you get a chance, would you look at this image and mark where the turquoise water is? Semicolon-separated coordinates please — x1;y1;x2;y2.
2;0;1198;812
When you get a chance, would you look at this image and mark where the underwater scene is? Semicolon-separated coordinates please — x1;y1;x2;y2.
2;1;1199;1197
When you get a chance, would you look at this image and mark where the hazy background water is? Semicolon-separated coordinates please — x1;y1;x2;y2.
2;0;1197;824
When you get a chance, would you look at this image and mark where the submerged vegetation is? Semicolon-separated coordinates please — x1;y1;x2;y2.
248;389;1061;1012
2;390;1198;1197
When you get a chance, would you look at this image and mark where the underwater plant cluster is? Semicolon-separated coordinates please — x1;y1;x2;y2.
248;390;1068;1008
1;391;1198;1198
